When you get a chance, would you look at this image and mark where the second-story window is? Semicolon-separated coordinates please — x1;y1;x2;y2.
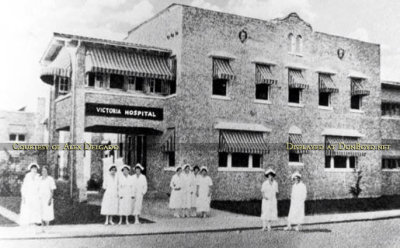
350;78;370;110
212;58;235;97
288;69;308;104
255;64;277;101
318;73;338;107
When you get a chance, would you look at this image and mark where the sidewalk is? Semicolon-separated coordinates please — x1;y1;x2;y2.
0;207;400;240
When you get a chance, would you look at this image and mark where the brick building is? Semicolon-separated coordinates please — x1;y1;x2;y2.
40;4;400;202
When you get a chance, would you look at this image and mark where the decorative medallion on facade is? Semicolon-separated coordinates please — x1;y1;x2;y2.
337;48;345;59
238;29;248;43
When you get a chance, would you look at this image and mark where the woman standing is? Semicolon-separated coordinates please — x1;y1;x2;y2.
38;166;56;230
131;163;147;224
101;165;119;225
181;164;193;218
190;165;200;217
260;168;279;231
196;166;213;218
169;166;183;218
20;163;41;226
285;172;307;231
118;165;133;225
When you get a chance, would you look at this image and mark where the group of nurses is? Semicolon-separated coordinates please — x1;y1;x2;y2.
100;163;148;225
20;163;56;231
260;168;307;231
169;164;212;218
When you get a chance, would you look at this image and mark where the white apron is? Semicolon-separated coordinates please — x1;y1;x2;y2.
260;180;278;221
190;174;200;207
101;174;119;215
288;182;307;224
169;174;183;209
118;175;133;216
38;176;56;222
196;176;213;212
19;172;41;225
181;172;194;209
131;174;147;215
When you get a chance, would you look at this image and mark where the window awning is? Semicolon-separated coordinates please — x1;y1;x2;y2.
319;74;338;93
289;134;309;154
219;130;269;154
325;136;366;157
85;47;175;80
256;64;277;85
213;58;236;80
288;70;308;89
161;128;175;152
40;48;72;85
351;78;370;96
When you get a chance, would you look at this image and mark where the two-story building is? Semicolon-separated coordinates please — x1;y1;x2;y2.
40;4;399;202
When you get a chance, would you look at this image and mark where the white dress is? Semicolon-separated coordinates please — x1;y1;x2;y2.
169;174;183;209
38;176;56;222
19;172;41;225
118;175;133;216
101;174;119;215
196;176;213;212
131;174;147;215
260;180;278;221
190;174;200;207
288;182;307;224
181;172;194;209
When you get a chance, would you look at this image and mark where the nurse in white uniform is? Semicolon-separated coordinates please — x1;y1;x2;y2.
118;165;133;225
19;163;41;226
196;166;213;218
131;163;147;224
38;166;56;229
260;168;279;231
190;165;200;217
285;172;307;231
169;166;183;218
181;164;194;218
101;164;119;225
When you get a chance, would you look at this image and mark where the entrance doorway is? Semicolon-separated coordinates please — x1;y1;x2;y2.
125;135;147;174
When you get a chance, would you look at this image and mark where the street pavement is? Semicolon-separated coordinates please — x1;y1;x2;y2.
0;218;399;248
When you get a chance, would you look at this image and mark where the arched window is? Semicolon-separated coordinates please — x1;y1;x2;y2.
296;35;303;54
288;33;295;53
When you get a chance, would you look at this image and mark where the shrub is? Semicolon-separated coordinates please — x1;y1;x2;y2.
87;173;102;191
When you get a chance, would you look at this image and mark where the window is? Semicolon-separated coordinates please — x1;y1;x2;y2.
351;95;362;110
382;102;400;116
288;33;295;53
289;151;302;163
18;134;25;142
149;79;163;94
9;134;25;142
9;134;16;141
319;92;330;106
127;77;136;91
58;78;69;94
109;74;124;89
87;73;95;87
212;79;228;96
169;80;176;95
296;35;303;54
255;84;269;100
382;158;400;170
325;156;357;169
167;152;175;167
94;74;106;88
135;77;145;91
218;152;263;169
289;88;302;103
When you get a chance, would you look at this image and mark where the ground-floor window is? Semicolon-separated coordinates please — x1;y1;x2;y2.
382;158;400;170
9;133;25;142
325;156;357;169
218;152;262;168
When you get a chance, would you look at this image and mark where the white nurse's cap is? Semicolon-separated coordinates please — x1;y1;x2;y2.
291;172;302;180
27;163;40;171
135;163;144;171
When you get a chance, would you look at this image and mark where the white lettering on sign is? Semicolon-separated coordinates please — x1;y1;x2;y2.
125;110;156;117
96;107;121;115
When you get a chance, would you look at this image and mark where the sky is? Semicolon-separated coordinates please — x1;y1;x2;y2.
0;0;399;112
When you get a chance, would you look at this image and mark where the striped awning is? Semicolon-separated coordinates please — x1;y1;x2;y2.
325;136;366;157
85;47;175;80
289;134;309;154
289;70;308;89
40;48;72;85
256;64;277;85
161;128;175;152
219;130;269;154
213;58;236;80
319;74;338;93
351;78;370;96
